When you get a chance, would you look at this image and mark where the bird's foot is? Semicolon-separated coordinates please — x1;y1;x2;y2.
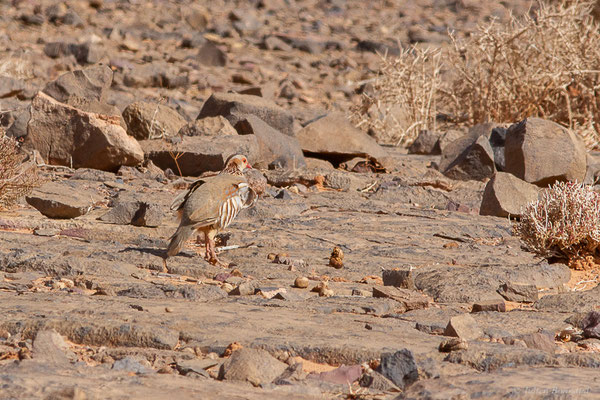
162;258;169;273
207;256;230;268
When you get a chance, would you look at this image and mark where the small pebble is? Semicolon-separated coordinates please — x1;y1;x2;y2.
221;282;234;292
294;276;309;288
165;307;173;313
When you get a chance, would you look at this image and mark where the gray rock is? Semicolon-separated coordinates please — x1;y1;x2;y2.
197;41;227;67
0;76;26;99
112;356;153;374
23;92;143;171
377;349;418;389
33;330;75;365
440;135;496;181
408;130;441;155
489;127;507;171
535;285;600;313
471;300;506;313
359;370;400;391
218;348;287;386
504;118;587;186
503;331;555;352
480;172;539;217
140;134;259;176
197;92;295;137
26;181;102;219
382;268;415;289
581;311;600;339
179;116;237;137
497;282;539;303
99;200;163;227
444;314;484;340
438;129;465;153
372;286;429;312
296;112;392;169
122;101;187;140
234;115;306;169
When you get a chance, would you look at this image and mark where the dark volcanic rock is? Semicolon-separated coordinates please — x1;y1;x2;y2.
296;112;391;169
122;101;187;140
444;314;484;340
234;114;306;169
408;130;441;155
480;172;539;218
22;92;143;171
218;348;287;386
197;92;295;137
179;116;237;137
377;349;418;389
100;200;163;227
382;267;415;289
140;135;259;176
504;118;587;186
497;282;539;303
535;286;600;313
439;135;495;181
26;181;102;219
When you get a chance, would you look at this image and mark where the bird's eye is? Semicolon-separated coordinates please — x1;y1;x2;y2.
242;158;247;163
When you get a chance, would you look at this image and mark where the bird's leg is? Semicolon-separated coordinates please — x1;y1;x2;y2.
207;237;229;268
203;231;210;261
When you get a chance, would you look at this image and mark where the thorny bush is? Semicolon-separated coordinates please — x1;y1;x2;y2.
513;181;600;260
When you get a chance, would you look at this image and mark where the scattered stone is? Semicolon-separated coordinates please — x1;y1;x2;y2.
112;356;153;374
581;311;600;339
372;286;430;312
471;300;506;313
22;92;143;171
197;92;295;136
408;130;441;155
218;348;287;386
229;281;259;296
377;349;419;390
179;116;237;137
255;287;286;299
497;282;539;303
234;115;306;169
272;291;308;301
294;277;309;289
444;314;484;341
479;172;540;218
359;370;401;392
33;330;75;365
504;118;587;186
328;246;344;269
439;134;496;181
122;101;187;140
99;200;163;227
382;268;415;289
26;181;102;219
439;337;468;352
296;112;391;169
197;41;227;67
503;332;556;352
176;359;214;378
141;135;259;176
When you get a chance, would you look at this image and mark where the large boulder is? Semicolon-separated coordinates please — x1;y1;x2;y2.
439;135;496;181
197;92;295;136
140;135;260;176
122;101;187;140
480;172;540;217
504;118;587;186
234;114;306;169
296;113;392;169
22;92;144;171
218;348;287;387
26;181;103;219
42;65;126;129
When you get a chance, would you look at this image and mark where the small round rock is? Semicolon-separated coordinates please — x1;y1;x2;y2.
294;276;309;288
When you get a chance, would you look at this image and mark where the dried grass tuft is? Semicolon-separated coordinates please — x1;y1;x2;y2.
513;181;600;259
352;0;600;148
0;133;41;209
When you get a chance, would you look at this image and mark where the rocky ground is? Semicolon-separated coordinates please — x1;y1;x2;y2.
2;0;600;399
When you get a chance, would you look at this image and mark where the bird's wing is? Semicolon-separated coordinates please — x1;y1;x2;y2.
169;179;206;211
184;176;247;228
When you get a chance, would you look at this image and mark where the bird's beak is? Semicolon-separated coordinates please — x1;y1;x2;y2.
246;163;252;169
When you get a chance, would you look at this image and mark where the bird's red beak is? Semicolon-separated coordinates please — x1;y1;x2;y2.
246;163;252;169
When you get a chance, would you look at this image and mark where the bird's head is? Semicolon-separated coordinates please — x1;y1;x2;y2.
223;154;252;174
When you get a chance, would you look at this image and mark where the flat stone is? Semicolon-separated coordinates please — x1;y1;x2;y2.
382;268;415;289
33;330;75;365
26;181;102;219
444;314;484;340
372;286;429;312
497;282;539;303
471;300;506;313
480;172;540;217
218;348;287;386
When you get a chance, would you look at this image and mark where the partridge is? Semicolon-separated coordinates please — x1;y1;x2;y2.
166;155;257;266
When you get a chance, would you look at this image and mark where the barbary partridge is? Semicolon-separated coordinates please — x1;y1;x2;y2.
166;155;257;266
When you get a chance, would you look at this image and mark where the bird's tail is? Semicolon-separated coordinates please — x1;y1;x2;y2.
166;225;195;257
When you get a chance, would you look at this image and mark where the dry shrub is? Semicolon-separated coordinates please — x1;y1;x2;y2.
0;133;40;209
513;181;600;259
353;0;600;148
349;46;442;146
